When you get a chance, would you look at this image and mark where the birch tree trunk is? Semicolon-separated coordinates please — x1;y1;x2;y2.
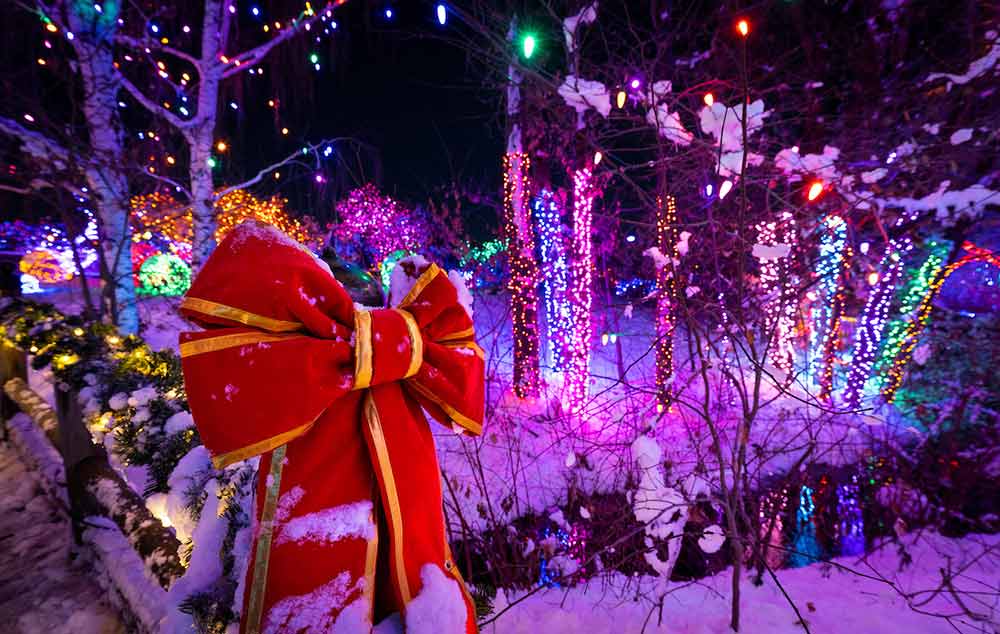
67;7;138;333
188;0;225;270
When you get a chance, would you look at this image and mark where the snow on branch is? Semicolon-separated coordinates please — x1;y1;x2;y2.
925;32;1000;87
0;116;70;170
221;2;336;79
117;73;192;130
115;34;202;68
213;138;342;199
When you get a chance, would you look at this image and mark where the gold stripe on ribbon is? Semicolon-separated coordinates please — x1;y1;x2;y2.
210;421;313;469
244;443;288;634
436;326;475;343
394;309;424;379
440;341;486;360
407;381;483;436
363;506;379;623
364;393;412;605
397;263;441;308
180;297;302;333
353;310;374;390
179;332;305;358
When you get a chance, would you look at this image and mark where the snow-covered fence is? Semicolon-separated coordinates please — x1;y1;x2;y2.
3;372;185;591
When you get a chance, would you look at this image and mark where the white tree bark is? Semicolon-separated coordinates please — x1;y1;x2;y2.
66;10;139;333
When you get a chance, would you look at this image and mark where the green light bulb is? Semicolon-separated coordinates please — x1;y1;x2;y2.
522;34;536;59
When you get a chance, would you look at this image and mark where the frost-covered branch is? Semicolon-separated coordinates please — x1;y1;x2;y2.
0;116;70;169
117;72;192;130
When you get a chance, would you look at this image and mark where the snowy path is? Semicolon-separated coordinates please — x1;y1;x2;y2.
0;441;124;634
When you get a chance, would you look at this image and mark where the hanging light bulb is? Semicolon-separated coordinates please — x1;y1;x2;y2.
522;34;537;59
718;179;733;200
807;180;824;201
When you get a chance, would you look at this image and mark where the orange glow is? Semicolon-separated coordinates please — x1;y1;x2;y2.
703;92;714;106
737;19;749;37
216;140;228;152
807;181;824;201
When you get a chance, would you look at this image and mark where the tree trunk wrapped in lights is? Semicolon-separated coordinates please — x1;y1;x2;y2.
654;194;679;411
533;189;571;371
843;238;912;408
809;214;848;399
564;167;598;414
755;212;797;379
503;152;541;397
881;242;1000;401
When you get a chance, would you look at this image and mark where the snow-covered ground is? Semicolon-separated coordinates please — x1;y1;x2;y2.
485;532;1000;633
0;437;123;634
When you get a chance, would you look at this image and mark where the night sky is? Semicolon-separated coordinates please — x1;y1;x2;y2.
228;0;503;215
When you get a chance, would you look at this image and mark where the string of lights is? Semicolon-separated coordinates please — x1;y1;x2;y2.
843;238;912;408
868;240;950;396
756;212;797;376
881;242;1000;401
655;194;678;411
809;215;847;394
564;167;598;415
502;152;540;398
533;189;571;371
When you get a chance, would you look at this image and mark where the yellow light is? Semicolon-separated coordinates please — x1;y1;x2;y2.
37;58;46;65
601;332;609;346
216;140;228;152
704;92;714;106
268;99;275;108
867;271;880;285
161;37;169;44
46;23;58;33
107;335;121;345
166;156;176;165
616;90;627;109
182;72;190;81
157;61;166;70
807;181;824;201
281;127;289;135
220;55;229;63
737;19;749;37
73;327;84;336
274;171;281;179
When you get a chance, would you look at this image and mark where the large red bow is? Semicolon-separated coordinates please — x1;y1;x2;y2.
179;223;483;634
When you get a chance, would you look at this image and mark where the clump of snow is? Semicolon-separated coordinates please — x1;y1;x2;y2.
558;75;611;118
645;105;692;145
405;564;468;634
774;145;841;182
643;247;669;270
447;269;474;319
949;128;973;145
389;255;431;306
699;100;769;177
163;480;227;632
697;524;725;554
165;446;213;542
861;168;887;184
164;411;195;435
262;572;362;634
331;595;371;633
109;392;129;411
563;2;597;53
275;500;375;546
882;181;998;225
128;386;157;408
